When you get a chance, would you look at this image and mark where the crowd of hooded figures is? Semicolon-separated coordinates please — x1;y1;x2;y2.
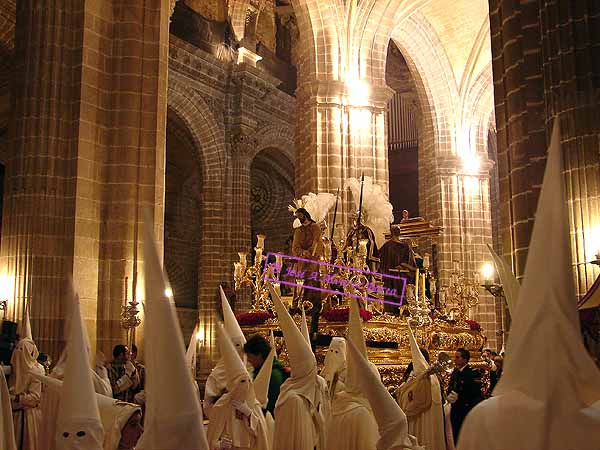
2;120;600;450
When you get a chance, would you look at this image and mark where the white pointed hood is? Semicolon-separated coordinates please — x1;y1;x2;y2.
21;302;33;341
267;283;316;378
56;293;104;450
136;211;209;450
254;338;276;408
320;337;347;386
36;374;142;450
407;323;428;375
300;307;310;343
459;121;600;450
217;322;251;394
486;243;520;314
346;297;368;393
220;285;246;351
269;330;277;358
186;324;198;378
346;340;423;450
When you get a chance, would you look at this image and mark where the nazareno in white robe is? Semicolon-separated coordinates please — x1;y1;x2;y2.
272;369;325;450
9;339;45;450
404;374;446;450
325;391;379;450
37;352;112;450
206;391;270;450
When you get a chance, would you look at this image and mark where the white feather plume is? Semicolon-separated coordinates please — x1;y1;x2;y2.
345;176;394;249
290;192;338;226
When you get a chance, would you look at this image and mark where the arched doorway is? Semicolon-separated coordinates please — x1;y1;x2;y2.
164;111;202;310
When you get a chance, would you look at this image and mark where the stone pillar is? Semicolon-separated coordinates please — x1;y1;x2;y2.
1;1;170;358
489;0;600;298
421;155;497;347
295;80;393;226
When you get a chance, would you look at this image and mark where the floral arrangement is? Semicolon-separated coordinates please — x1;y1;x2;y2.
322;307;373;322
465;319;482;331
236;311;274;326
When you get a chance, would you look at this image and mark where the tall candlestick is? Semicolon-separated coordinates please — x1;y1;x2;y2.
421;274;427;302
414;268;420;300
275;254;282;267
256;234;265;249
234;262;242;279
255;248;263;261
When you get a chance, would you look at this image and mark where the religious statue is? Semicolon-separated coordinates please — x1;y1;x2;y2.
291;207;324;307
379;225;417;314
345;211;380;269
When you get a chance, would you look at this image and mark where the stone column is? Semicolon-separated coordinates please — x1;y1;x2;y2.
489;0;600;298
1;1;170;358
295;79;393;227
426;156;497;347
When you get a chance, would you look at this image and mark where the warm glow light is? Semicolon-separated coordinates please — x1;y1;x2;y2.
196;328;205;342
462;154;480;174
346;78;370;105
0;275;13;299
481;263;495;282
135;285;144;301
164;287;173;298
585;226;600;261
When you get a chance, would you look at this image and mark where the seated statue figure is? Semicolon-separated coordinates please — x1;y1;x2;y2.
379;226;416;314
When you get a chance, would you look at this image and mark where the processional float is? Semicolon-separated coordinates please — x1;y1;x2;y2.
234;177;489;390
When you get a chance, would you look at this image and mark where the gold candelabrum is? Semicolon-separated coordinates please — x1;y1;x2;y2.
406;263;434;328
120;276;142;346
233;234;276;311
438;261;480;324
322;225;385;311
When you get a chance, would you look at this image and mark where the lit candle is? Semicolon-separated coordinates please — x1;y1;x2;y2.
414;268;420;300
256;234;266;249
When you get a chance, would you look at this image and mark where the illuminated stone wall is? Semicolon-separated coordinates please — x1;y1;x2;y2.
490;1;600;300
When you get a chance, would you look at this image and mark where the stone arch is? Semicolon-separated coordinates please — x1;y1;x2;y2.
253;125;296;165
391;11;459;160
164;112;203;310
167;75;227;188
464;62;495;157
250;147;295;254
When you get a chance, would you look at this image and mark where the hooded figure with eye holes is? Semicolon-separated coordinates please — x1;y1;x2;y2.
54;292;104;450
207;323;270;450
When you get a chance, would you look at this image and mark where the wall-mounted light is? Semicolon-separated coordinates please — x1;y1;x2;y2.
0;275;14;319
481;263;495;285
164;287;173;299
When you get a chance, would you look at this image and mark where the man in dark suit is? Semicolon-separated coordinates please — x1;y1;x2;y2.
447;348;483;444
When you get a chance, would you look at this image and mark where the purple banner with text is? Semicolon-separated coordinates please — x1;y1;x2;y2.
262;252;407;306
